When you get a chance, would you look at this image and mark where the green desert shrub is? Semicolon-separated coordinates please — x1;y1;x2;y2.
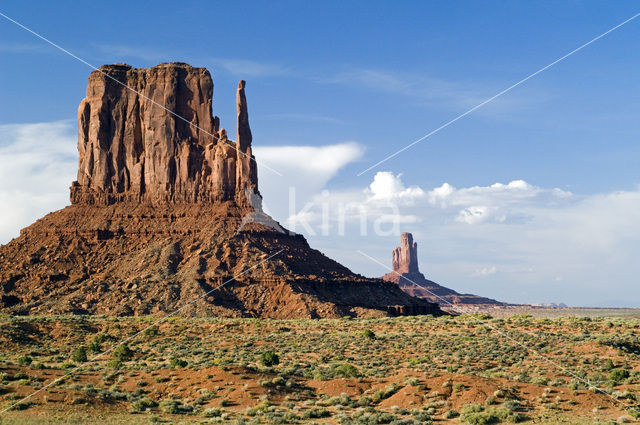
159;399;181;414
89;333;109;353
143;327;159;337
460;404;525;424
260;351;280;367
610;369;630;383
4;400;33;411
443;409;459;418
170;358;188;368
17;355;32;366
363;329;376;339
331;363;360;378
372;383;400;402
112;344;133;362
202;407;222;417
159;399;193;414
72;347;87;363
106;359;123;369
130;397;157;412
302;407;331;419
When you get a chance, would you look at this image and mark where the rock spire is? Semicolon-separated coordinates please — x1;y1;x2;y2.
392;232;420;274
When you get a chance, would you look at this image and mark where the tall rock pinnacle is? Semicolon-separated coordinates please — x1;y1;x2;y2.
70;63;259;207
392;232;420;274
236;80;252;151
235;80;259;205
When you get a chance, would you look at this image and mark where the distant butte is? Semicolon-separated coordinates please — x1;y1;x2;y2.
382;233;505;308
0;63;443;318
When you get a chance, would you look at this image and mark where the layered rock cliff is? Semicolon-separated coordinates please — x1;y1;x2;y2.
0;63;442;318
383;233;504;307
70;63;258;206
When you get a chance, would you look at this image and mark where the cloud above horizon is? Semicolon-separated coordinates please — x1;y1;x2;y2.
254;142;365;220
0;121;77;243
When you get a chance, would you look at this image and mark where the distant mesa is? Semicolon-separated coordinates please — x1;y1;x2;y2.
382;232;504;308
0;62;443;319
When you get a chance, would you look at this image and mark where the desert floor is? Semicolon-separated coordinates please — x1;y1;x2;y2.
1;309;639;424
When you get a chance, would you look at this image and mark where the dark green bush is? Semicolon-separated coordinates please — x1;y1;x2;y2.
302;407;331;419
260;351;280;367
144;327;160;337
159;399;181;414
443;409;459;418
72;347;87;363
89;333;111;353
112;344;133;362
17;355;32;365
106;359;122;369
331;363;360;378
130;397;158;412
610;368;630;383
170;358;188;368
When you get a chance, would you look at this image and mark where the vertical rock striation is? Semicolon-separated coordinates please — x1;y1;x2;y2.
70;62;260;207
392;232;419;274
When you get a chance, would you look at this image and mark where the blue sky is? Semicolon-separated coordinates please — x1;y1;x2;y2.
1;1;640;306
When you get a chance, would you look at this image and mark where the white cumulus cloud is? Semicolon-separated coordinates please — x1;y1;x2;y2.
254;142;365;221
366;171;425;203
0;121;77;244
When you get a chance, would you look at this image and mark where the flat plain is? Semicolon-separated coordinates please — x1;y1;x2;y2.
1;311;639;424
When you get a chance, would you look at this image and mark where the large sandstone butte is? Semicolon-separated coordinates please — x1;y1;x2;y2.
0;63;442;318
382;233;504;307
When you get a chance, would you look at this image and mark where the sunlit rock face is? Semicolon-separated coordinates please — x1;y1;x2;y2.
391;232;419;274
71;63;258;206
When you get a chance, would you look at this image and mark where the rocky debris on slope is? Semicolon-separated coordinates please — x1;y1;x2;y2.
0;63;443;318
382;232;504;306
